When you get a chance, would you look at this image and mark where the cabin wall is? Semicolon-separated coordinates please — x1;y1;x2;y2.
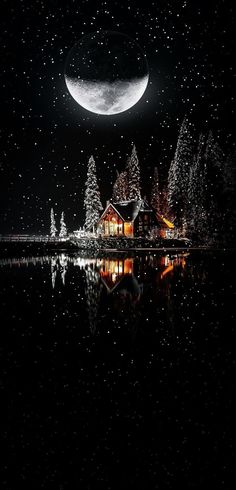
98;205;172;239
98;207;123;236
134;212;162;237
124;222;133;237
101;218;123;236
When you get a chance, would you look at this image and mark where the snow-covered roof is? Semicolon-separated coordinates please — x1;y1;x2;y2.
112;200;143;221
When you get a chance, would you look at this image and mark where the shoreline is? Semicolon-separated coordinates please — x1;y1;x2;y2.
0;240;234;259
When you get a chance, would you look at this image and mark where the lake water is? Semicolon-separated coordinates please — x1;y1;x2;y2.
1;251;235;489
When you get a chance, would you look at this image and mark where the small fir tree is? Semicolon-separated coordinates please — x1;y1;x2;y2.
50;208;57;237
59;211;67;238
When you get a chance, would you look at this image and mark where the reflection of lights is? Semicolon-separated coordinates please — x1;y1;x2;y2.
99;258;134;288
124;259;133;274
160;255;187;279
161;264;174;279
164;255;170;266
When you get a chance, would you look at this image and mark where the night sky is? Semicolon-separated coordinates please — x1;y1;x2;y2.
1;0;235;234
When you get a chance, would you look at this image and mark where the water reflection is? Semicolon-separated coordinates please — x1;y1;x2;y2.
51;254;68;288
0;252;188;335
1;251;234;488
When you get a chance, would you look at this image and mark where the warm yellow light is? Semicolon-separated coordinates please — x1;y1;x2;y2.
124;258;133;274
161;216;175;229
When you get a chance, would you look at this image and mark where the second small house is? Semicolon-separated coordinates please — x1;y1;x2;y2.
96;199;174;238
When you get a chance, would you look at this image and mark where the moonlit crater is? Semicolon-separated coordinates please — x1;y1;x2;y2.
65;75;149;115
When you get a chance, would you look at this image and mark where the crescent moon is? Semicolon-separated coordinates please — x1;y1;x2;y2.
65;76;149;115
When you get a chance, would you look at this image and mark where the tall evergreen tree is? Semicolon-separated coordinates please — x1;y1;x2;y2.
59;211;67;238
150;166;160;213
187;134;208;243
84;155;103;230
205;131;224;244
168;117;194;235
126;144;141;200
159;187;170;218
112;170;129;202
50;208;57;237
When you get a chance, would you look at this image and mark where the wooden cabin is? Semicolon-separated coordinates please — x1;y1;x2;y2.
96;200;174;238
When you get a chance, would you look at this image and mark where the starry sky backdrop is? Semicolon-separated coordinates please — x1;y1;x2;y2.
0;0;235;234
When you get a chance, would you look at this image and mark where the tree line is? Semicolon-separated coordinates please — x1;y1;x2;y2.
168;117;236;245
51;120;236;245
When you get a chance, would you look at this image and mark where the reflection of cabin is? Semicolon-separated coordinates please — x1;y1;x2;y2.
100;257;141;300
97;200;174;238
100;258;133;292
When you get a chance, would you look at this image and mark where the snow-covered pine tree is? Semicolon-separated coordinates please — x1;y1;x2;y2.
112;170;129;202
168;117;194;236
127;144;141;200
187;134;208;243
222;149;236;246
205;131;224;186
59;211;67;238
50;208;57;237
84;155;103;230
150;166;160;213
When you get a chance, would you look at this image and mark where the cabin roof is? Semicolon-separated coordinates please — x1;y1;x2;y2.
97;200;174;229
112;200;143;221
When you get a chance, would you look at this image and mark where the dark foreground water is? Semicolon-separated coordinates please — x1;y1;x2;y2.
1;251;235;489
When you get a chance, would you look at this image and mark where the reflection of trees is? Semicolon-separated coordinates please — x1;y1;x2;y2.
51;254;68;289
51;257;57;289
1;252;199;339
160;254;212;341
113;278;143;340
84;263;102;336
59;254;68;286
